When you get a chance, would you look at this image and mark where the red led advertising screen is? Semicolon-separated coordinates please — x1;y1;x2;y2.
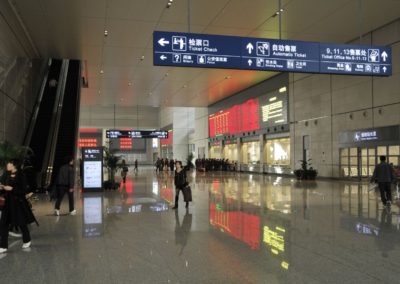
208;88;288;137
208;99;260;137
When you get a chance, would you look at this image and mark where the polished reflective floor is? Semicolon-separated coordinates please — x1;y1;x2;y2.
1;168;400;283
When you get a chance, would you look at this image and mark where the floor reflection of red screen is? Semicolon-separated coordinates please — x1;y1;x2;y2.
209;203;260;250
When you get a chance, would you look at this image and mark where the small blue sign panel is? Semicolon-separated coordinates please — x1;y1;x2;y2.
153;31;392;76
154;31;242;69
320;43;392;76
241;38;319;72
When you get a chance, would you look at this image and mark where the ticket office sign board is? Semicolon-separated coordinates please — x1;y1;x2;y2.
106;130;168;139
154;31;392;76
320;43;391;76
82;147;103;191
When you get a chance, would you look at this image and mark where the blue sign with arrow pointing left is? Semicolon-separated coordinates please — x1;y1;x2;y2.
153;31;392;76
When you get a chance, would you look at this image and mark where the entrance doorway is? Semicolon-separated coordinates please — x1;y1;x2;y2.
340;145;400;178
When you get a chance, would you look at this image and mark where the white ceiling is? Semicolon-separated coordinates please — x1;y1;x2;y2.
12;0;400;108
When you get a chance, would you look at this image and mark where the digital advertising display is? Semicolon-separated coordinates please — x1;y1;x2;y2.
208;98;261;137
106;130;168;139
82;147;103;191
259;89;288;128
208;88;288;138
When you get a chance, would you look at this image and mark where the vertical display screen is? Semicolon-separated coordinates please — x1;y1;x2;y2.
82;147;103;191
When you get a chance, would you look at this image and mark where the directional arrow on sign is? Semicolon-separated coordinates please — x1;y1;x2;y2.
381;51;388;62
383;66;387;73
248;59;253;66
158;38;170;47
160;55;167;61
246;43;254;54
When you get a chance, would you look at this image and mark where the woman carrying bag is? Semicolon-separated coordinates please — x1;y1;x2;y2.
0;159;38;253
172;161;191;209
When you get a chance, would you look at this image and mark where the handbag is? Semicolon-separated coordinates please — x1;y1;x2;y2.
0;195;5;209
183;185;192;202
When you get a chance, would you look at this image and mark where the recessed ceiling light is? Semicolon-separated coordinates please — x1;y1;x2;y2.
98;90;101;94
128;82;132;86
140;55;145;61
183;85;187;88
100;70;104;74
104;30;108;36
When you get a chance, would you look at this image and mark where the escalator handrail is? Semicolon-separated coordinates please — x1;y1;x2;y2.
23;59;51;147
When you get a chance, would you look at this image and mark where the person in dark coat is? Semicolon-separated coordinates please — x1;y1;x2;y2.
169;159;174;172
172;161;189;209
54;157;75;216
0;159;38;253
371;156;396;207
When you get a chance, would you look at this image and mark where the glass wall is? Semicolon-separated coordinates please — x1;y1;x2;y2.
242;141;260;165
340;145;400;178
264;138;290;166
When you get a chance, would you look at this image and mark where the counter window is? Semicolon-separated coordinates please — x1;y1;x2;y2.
264;138;290;166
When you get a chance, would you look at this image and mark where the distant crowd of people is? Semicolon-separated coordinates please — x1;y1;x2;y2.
155;158;176;172
195;158;237;172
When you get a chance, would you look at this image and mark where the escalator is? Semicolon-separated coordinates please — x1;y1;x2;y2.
26;59;81;191
27;59;63;190
49;60;81;187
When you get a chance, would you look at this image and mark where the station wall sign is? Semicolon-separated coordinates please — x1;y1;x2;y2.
106;130;168;139
154;31;391;76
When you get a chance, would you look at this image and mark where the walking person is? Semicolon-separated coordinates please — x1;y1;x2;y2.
54;157;76;216
121;159;128;183
371;156;396;207
172;161;189;209
169;159;174;172
0;159;38;253
134;159;138;173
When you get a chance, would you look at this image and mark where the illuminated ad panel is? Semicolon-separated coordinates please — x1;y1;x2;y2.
241;98;260;132
259;88;288;128
161;130;173;145
79;129;102;148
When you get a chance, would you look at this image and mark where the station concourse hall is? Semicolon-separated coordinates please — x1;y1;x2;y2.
1;0;400;283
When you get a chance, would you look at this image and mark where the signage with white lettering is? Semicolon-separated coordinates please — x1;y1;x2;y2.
82;147;103;191
154;31;392;76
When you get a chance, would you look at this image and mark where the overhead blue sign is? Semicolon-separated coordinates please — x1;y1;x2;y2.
241;38;319;72
320;43;391;75
153;31;392;76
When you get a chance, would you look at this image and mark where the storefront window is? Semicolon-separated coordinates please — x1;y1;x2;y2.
223;144;238;162
264;138;290;166
242;141;260;164
210;146;222;159
377;146;387;156
389;146;400;156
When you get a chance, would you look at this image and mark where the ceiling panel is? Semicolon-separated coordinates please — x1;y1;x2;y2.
11;0;400;109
